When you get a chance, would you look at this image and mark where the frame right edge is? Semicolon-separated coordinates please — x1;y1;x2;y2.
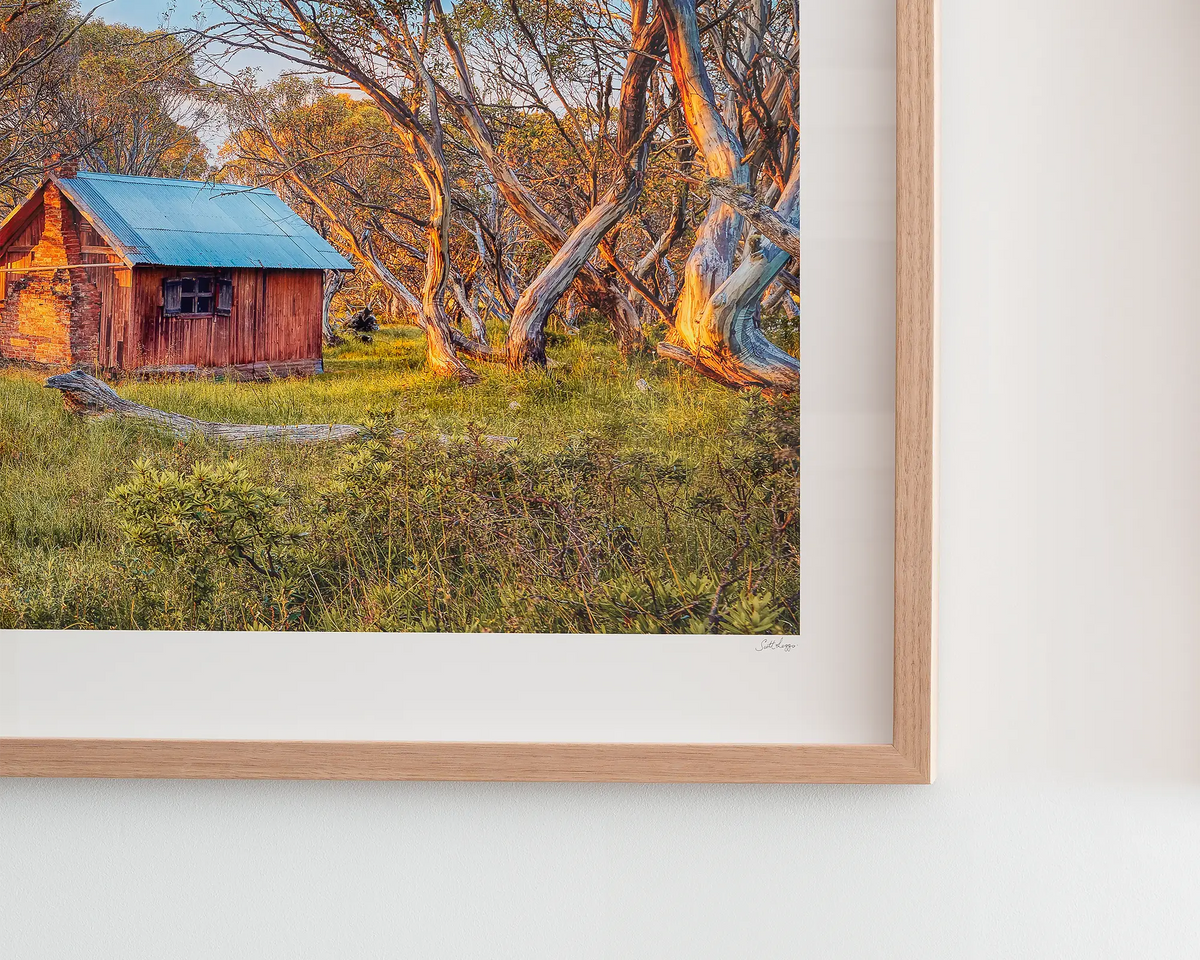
893;0;940;783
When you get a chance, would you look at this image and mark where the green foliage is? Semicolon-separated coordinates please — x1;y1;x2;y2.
110;459;303;588
591;572;712;634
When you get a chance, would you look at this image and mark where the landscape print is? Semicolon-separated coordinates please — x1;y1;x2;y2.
0;0;800;634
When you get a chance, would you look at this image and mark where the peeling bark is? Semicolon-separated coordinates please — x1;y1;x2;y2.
657;0;800;390
658;165;800;389
705;177;801;261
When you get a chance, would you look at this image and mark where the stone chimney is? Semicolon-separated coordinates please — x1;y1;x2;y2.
44;153;80;179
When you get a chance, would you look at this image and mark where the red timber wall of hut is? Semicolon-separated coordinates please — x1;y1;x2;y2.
111;267;323;378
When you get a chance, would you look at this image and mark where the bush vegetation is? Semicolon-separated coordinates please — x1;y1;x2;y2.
0;326;798;633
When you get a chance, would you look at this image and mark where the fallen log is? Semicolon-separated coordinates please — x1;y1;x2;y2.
45;370;517;448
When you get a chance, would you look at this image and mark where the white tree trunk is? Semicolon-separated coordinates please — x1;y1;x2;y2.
321;270;348;344
507;170;647;366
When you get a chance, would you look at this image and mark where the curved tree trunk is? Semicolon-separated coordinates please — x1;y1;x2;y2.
449;327;507;364
695;196;799;389
704;177;802;261
626;143;692;326
360;231;423;320
433;0;651;357
468;208;518;316
507;168;647;367
659;167;801;389
271;133;470;381
562;289;582;333
575;273;644;354
657;0;799;390
450;269;488;343
321;270;348;344
272;0;475;384
416;164;478;384
394;16;479;385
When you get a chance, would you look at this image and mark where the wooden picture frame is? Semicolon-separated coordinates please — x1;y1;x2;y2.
0;0;937;783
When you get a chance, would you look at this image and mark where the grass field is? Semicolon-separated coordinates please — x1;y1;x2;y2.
0;325;799;632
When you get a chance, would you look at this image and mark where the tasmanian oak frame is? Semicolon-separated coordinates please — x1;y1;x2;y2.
0;0;937;783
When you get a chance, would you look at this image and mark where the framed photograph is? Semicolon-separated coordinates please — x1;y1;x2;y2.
0;0;936;782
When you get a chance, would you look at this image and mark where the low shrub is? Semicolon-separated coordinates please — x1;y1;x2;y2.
87;395;798;633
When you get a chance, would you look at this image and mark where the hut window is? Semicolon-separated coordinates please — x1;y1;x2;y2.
163;275;216;317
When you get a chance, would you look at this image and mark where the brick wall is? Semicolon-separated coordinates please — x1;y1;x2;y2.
0;182;100;368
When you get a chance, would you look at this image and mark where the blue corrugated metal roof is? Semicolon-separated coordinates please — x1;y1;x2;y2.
55;172;353;271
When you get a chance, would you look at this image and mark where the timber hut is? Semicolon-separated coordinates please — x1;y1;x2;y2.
0;159;352;378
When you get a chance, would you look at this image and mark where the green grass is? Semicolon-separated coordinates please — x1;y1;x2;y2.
120;327;746;457
0;326;797;632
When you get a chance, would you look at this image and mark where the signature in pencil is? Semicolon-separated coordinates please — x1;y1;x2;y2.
755;637;796;652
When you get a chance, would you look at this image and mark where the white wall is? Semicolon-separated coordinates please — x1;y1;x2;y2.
3;1;1198;955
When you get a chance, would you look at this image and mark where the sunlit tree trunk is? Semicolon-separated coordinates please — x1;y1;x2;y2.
416;167;477;382
656;0;800;390
433;0;656;360
281;165;470;379
274;0;476;384
393;15;478;384
501;3;665;366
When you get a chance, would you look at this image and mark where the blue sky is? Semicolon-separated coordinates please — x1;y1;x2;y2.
95;0;285;81
94;0;210;31
94;0;203;31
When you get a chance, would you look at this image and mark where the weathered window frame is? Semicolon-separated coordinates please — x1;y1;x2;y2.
163;274;234;318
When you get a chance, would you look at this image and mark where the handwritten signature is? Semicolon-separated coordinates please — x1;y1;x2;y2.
755;637;796;652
